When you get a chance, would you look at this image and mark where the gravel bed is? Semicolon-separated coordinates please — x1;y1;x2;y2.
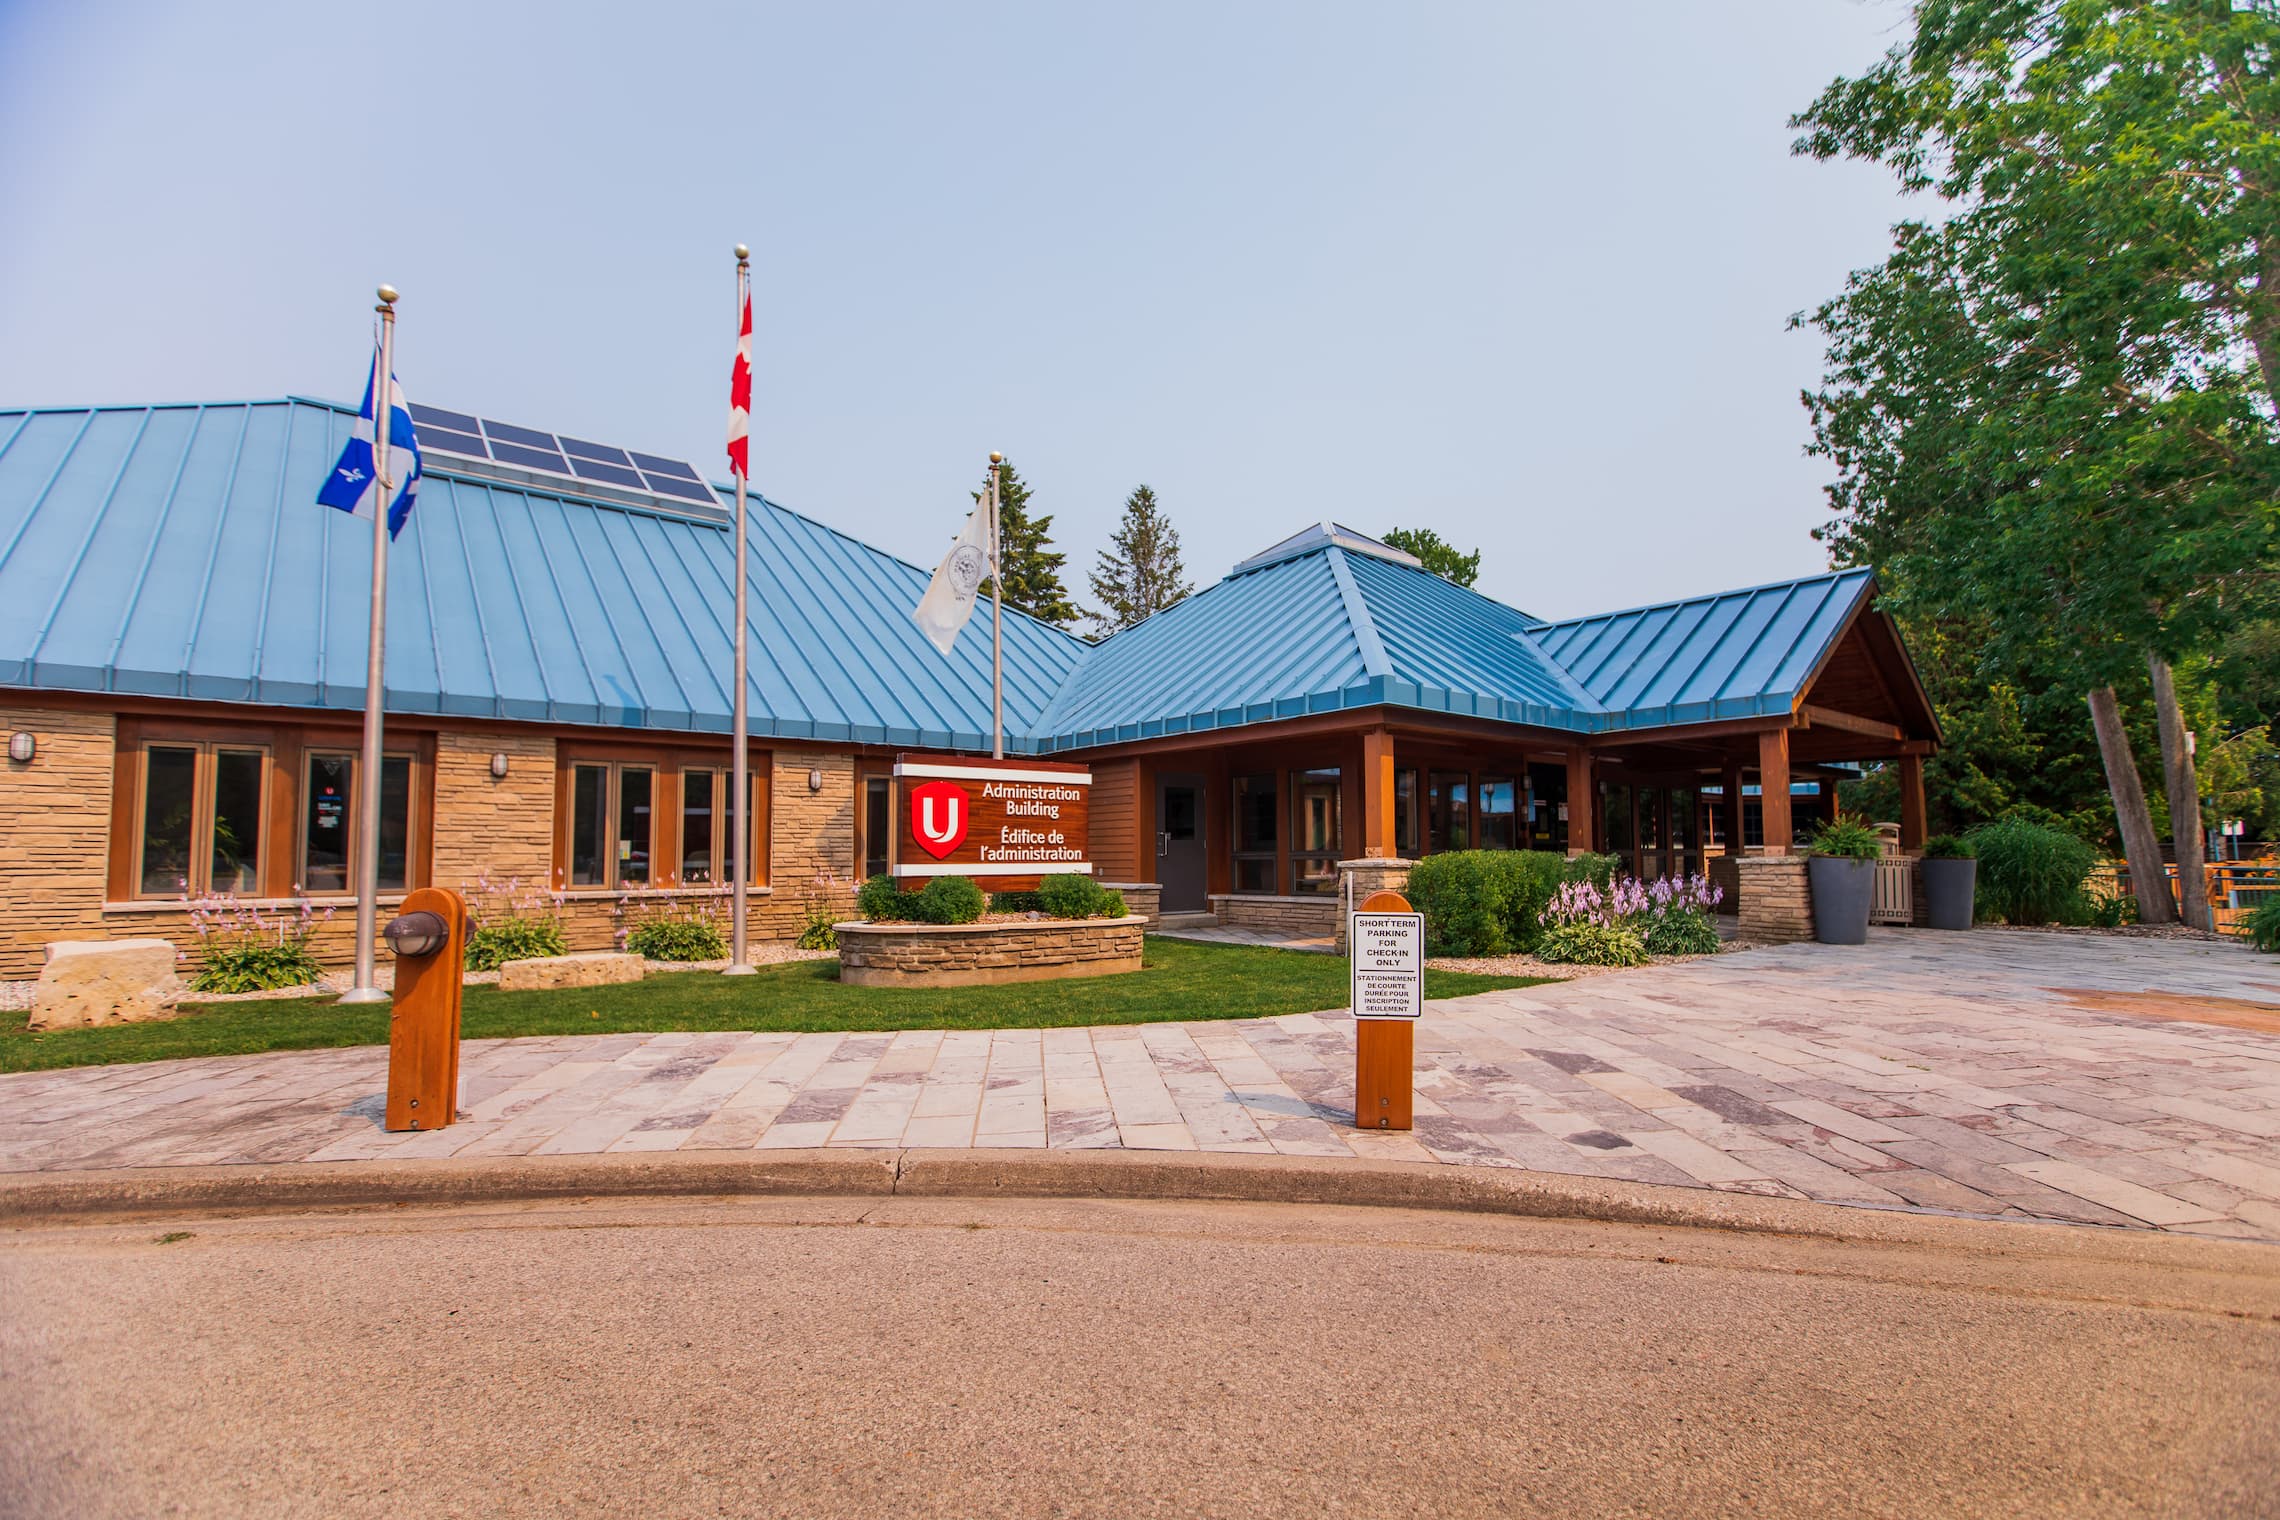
1980;922;2233;943
1427;942;1739;980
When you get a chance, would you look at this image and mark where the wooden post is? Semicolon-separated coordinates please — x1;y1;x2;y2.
1565;747;1595;855
1898;752;1927;853
1352;889;1415;1130
385;886;468;1132
1757;727;1793;856
1361;726;1397;858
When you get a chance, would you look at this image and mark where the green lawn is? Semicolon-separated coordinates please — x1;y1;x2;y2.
0;937;1552;1074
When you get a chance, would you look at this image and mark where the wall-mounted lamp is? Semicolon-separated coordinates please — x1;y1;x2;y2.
7;732;33;764
490;752;511;779
807;768;824;792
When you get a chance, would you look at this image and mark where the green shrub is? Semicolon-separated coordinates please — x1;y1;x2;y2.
1966;815;2098;926
465;917;568;972
626;912;728;962
193;940;327;994
1809;814;1884;860
1406;850;1604;956
1642;908;1720;956
1922;834;1972;860
1536;919;1648;967
183;893;330;993
1566;852;1621;890
913;874;987;925
857;873;916;922
989;889;1045;914
1037;873;1126;919
2243;897;2280;953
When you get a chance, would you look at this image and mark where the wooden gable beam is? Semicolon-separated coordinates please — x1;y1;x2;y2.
1796;705;1905;742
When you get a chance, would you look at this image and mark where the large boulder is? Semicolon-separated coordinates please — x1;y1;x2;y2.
498;951;644;992
31;939;188;1030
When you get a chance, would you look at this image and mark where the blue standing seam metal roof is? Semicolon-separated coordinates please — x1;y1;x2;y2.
0;400;1087;750
0;400;1902;757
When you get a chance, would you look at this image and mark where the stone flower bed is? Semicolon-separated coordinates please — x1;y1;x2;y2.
835;916;1144;988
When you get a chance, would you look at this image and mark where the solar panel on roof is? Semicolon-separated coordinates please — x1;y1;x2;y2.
409;403;482;434
398;406;720;514
561;437;630;465
483;419;557;451
630;452;699;480
571;457;645;488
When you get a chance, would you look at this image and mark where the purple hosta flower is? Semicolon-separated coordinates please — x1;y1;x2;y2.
1608;876;1650;922
1541;879;1607;929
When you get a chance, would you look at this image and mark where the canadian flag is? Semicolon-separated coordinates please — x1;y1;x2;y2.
726;285;752;480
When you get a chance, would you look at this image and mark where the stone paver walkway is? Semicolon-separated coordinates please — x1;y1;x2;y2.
1152;922;1337;953
5;932;2279;1241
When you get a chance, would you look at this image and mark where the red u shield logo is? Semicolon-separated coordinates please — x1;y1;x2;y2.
909;779;970;859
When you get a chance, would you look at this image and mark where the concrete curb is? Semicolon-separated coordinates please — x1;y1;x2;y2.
4;1146;2278;1269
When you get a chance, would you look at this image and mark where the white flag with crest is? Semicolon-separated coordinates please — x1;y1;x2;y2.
913;505;992;655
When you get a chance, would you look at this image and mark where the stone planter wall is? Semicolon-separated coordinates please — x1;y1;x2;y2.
1207;895;1340;937
1734;857;1815;943
836;917;1144;988
1098;882;1161;925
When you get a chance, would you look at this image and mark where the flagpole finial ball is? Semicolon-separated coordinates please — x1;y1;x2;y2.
376;284;399;306
734;244;749;261
989;452;1004;465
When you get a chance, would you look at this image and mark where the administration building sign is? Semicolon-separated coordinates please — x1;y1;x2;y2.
890;755;1092;892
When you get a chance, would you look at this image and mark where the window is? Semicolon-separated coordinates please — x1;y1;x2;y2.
566;762;654;889
1394;768;1420;858
863;776;892;881
680;770;717;883
1602;784;1633;854
573;758;765;889
136;742;269;897
301;752;413;893
1477;774;1517;851
1528;762;1567;852
1290;768;1341;895
1427;771;1469;855
1233;773;1278;894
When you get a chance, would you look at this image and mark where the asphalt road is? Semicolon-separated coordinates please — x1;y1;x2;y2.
3;1195;2276;1519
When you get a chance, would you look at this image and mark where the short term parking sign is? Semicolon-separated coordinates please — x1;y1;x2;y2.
1350;911;1424;1021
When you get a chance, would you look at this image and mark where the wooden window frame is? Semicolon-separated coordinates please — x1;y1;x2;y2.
109;717;433;902
297;748;421;896
128;740;273;900
856;766;896;883
1288;766;1343;896
1232;772;1279;895
555;745;771;891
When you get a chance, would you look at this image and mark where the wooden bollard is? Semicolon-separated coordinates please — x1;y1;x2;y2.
384;886;468;1132
1350;889;1421;1130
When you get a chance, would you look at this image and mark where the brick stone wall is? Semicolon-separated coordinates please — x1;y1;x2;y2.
837;918;1144;987
1735;857;1815;943
0;706;117;979
1208;895;1340;937
1333;858;1415;952
431;730;555;890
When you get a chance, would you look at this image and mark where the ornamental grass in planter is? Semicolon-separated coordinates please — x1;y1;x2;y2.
1805;815;1882;946
1919;834;1978;931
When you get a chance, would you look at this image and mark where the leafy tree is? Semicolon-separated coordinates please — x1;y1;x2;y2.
1381;527;1482;588
973;459;1077;627
1794;0;2280;921
1085;485;1192;638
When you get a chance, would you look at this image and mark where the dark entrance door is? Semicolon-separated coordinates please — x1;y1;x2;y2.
1156;772;1207;912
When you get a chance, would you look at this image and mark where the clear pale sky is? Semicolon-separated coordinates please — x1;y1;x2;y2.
0;1;1915;620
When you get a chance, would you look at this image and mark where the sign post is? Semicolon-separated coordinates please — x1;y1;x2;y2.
1349;889;1422;1130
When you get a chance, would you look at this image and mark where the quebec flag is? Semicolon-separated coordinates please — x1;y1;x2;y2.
316;344;422;537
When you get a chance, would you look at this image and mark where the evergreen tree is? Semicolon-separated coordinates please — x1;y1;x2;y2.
1085;485;1193;638
972;459;1077;627
1381;527;1481;588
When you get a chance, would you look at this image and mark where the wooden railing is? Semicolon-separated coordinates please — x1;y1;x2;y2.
2103;860;2278;938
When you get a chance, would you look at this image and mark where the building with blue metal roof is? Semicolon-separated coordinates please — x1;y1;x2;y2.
0;396;1937;974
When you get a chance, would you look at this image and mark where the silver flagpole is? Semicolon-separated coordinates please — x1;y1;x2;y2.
339;283;399;1005
726;246;755;976
989;450;1004;761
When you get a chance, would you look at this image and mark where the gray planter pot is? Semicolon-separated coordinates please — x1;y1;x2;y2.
1807;855;1875;945
1921;857;1977;931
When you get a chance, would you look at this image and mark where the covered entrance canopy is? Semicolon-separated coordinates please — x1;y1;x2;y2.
1031;525;1939;911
